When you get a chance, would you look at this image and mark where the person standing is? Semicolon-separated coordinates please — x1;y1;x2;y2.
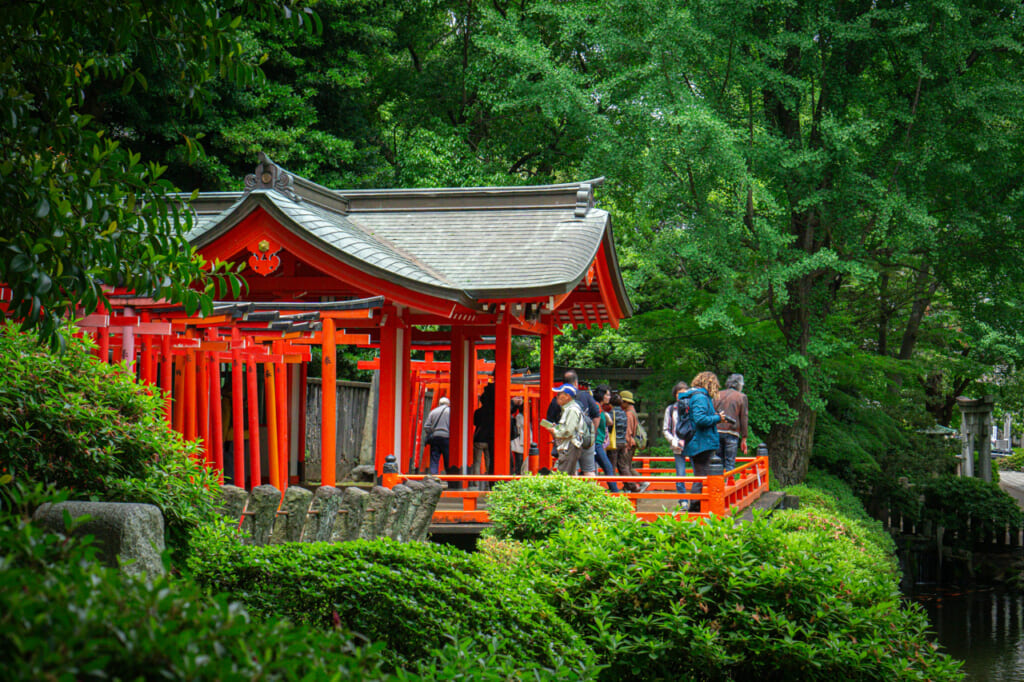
422;397;450;476
472;384;495;489
618;390;650;494
715;373;749;478
680;372;729;513
662;381;690;510
510;395;526;475
592;386;620;493
543;384;586;474
563;370;600;477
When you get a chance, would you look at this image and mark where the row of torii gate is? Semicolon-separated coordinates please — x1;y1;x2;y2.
66;292;553;490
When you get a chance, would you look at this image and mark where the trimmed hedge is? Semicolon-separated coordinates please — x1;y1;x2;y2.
509;514;961;681
187;521;598;674
484;472;635;541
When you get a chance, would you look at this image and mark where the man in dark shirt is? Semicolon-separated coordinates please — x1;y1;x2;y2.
715;373;749;478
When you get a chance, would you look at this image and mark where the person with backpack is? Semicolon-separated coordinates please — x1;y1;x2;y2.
679;372;730;513
423;397;451;476
662;381;690;509
618;390;650;493
542;383;591;474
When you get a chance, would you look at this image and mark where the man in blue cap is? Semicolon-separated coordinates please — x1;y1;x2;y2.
542;383;588;474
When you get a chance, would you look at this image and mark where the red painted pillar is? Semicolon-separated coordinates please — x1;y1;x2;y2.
161;334;173;424
399;322;413;472
96;303;109;363
231;334;245;487
274;357;288;487
449;326;466;477
184;349;197;443
197;349;210;463
493;314;512;475
265;362;280;490
173;353;185;434
210;353;224;484
246;358;262;489
539;317;555;470
321;318;337;487
375;309;398;474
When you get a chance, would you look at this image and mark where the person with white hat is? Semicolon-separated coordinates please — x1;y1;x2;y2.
542;383;588;475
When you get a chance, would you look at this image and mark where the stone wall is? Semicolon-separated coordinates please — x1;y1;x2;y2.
218;479;443;545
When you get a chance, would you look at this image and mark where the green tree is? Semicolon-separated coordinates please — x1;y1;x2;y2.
0;0;315;350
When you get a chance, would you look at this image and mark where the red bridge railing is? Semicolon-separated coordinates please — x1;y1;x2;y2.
393;455;770;524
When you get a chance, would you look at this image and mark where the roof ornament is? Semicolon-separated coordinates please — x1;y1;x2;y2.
574;183;594;218
244;152;301;202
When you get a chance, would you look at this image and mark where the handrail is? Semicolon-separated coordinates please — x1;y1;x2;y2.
392;455;771;524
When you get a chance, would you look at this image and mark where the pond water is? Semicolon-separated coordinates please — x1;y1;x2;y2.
911;586;1024;681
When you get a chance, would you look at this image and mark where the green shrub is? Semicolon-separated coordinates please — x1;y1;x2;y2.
511;514;962;681
484;472;635;541
1;481;588;681
997;448;1024;472
0;484;393;681
187;522;598;674
921;476;1022;543
0;323;220;555
785;470;896;556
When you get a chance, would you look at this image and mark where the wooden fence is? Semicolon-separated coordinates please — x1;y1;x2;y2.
882;506;1024;552
304;377;373;481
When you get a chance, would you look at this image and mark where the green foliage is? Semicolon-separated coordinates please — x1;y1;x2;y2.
0;483;396;682
0;0;319;348
484;473;635;542
187;523;597;674
920;476;1022;545
0;323;220;554
997;448;1024;472
511;512;960;681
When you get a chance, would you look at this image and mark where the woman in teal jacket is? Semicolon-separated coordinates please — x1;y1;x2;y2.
680;371;727;512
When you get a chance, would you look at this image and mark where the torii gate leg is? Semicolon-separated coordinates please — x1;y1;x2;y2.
246;359;262;489
493;314;512;476
265;362;280;490
375;307;407;474
450;327;470;482
321;317;337;487
231;339;245;487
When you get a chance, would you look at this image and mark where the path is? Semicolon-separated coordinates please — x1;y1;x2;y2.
998;470;1024;508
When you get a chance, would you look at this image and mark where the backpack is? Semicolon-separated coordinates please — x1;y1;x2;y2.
635;421;648;449
572;403;595;449
613;406;628;442
674;395;695;444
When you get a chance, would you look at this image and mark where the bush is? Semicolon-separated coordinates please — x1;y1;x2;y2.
484;473;635;541
187;522;598;674
0;482;394;681
0;323;220;555
997;448;1024;472
921;476;1022;544
511;514;962;681
786;470;896;556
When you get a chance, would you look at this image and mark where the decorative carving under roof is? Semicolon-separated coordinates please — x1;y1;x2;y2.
244;153;301;202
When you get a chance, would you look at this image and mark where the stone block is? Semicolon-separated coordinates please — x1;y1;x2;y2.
33;501;165;577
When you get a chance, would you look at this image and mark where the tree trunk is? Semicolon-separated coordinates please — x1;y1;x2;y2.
766;369;817;487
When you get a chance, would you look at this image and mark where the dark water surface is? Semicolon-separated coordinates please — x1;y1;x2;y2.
912;587;1024;681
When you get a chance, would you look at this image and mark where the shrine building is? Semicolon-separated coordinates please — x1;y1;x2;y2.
74;154;633;488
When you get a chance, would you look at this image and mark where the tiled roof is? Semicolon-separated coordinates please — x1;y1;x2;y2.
185;156;631;315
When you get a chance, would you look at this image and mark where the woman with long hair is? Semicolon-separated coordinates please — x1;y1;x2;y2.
679;371;728;512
